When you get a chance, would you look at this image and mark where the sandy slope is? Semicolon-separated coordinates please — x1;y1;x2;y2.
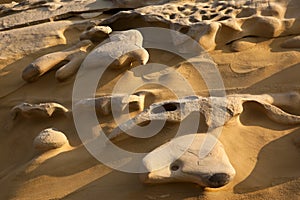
0;0;300;200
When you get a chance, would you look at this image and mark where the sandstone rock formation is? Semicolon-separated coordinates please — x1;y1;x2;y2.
80;26;112;43
80;29;149;70
74;92;146;116
108;92;300;140
0;0;114;31
112;0;170;8
33;128;69;151
141;133;236;188
11;102;69;119
100;0;300;50
22;40;93;82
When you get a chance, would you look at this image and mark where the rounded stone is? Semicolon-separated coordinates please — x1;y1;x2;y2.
33;128;68;151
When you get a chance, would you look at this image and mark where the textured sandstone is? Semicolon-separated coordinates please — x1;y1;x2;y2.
33;128;69;151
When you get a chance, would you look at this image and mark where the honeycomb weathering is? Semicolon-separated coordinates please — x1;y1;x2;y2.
101;0;296;50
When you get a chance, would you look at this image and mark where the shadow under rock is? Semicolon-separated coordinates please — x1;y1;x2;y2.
234;128;300;193
30;145;102;178
242;62;300;95
61;171;204;200
239;101;299;131
269;34;300;53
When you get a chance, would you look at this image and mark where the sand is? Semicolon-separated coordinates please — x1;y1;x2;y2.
0;0;300;199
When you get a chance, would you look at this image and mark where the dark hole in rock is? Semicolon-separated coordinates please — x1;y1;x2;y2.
200;10;206;14
218;16;231;21
151;103;180;114
218;5;227;11
180;26;190;34
191;6;198;12
210;13;219;19
171;164;180;171
178;6;185;11
225;8;233;14
170;13;176;19
189;16;200;23
202;15;210;20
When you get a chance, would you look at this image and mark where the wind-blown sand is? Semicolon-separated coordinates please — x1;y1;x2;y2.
0;0;300;199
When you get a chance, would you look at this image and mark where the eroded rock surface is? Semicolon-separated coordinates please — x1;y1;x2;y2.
0;0;114;31
80;25;112;43
112;0;170;8
80;29;149;70
0;20;91;69
141;133;236;188
74;92;146;116
22;40;93;82
108;92;300;140
11;102;69;119
33;128;69;151
101;0;299;50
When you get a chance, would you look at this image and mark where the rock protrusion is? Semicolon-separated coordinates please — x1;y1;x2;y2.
33;128;69;151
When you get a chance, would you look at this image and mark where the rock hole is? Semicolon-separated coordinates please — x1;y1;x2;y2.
200;10;207;14
177;6;185;11
180;26;190;34
170;164;180;171
218;5;227;11
151;103;180;114
202;15;210;20
225;8;233;14
191;6;198;12
210;13;219;19
189;16;200;23
218;16;231;21
170;13;176;19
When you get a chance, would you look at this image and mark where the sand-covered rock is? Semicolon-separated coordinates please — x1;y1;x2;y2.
33;128;69;151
